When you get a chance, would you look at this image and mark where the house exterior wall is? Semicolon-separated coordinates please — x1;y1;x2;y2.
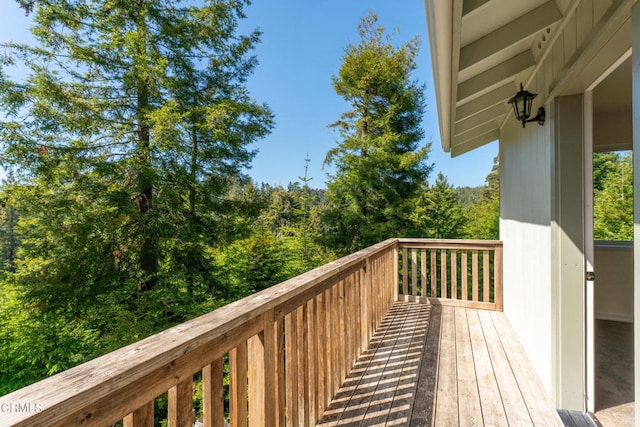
500;76;554;394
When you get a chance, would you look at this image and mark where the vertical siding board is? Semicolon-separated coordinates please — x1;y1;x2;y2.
564;14;577;63
594;0;612;24
577;0;594;48
552;39;565;80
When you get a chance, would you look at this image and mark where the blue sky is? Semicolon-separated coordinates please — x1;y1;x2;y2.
0;1;498;188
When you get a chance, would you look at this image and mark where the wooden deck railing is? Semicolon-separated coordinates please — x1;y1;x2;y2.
0;238;502;427
398;239;503;311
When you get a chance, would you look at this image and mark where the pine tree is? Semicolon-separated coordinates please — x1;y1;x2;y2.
0;0;272;352
323;12;432;253
465;156;499;240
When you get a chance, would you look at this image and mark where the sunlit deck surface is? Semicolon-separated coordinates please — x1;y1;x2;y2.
317;301;563;426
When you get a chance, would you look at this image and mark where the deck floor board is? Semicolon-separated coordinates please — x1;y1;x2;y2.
317;301;562;426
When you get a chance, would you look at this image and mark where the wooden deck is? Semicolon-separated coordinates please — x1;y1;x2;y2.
317;301;563;426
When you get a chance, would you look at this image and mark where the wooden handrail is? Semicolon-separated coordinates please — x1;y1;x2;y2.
0;239;400;427
397;238;503;311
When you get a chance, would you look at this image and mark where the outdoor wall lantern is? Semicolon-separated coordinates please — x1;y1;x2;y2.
508;83;545;127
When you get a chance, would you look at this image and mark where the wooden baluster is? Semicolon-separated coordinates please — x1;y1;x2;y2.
168;377;194;427
316;292;327;419
285;312;298;427
421;248;427;297
302;299;316;425
462;250;468;301
411;248;418;297
472;250;479;302
324;286;334;406
402;247;408;295
202;358;224;427
430;250;437;298
451;250;458;300
248;332;265;427
123;401;154;427
440;249;447;299
230;342;248;427
296;306;307;425
483;250;491;302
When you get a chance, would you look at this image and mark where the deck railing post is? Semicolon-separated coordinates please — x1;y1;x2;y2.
494;244;504;312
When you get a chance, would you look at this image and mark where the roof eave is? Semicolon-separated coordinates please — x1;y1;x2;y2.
424;0;453;153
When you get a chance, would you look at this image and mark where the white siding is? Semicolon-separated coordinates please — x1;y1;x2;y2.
500;76;554;394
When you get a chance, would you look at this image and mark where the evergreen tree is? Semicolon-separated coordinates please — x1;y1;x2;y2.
465;156;499;240
0;0;272;374
414;173;466;238
323;12;432;253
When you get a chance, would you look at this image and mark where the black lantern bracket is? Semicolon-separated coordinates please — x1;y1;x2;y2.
508;83;545;128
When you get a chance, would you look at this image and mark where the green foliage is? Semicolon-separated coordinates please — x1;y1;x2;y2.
413;173;466;238
0;0;273;394
593;151;633;241
324;12;432;253
465;156;499;240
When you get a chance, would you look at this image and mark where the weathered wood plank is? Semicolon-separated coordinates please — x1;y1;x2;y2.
454;307;483;426
409;304;440;426
434;306;458;426
492;313;563;426
440;249;447;299
466;309;508;426
477;310;532;426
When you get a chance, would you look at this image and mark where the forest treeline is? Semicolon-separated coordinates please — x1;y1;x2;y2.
0;2;502;397
0;1;629;411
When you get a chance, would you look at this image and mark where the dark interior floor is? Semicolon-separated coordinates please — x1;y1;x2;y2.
595;319;634;426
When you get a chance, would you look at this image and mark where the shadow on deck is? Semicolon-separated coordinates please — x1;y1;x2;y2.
318;301;563;426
